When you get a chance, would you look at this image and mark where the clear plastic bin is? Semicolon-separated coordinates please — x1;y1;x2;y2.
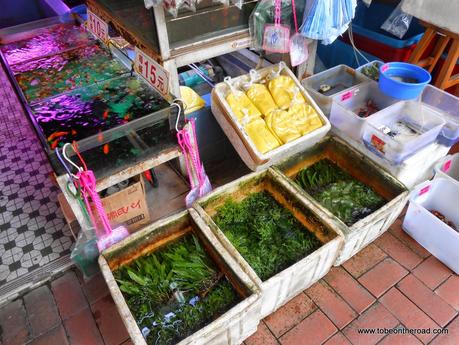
330;81;399;141
434;153;459;186
362;101;446;164
403;178;459;274
302;65;371;116
420;85;459;146
356;60;384;81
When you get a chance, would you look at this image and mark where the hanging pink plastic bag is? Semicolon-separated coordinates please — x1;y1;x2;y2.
263;0;290;53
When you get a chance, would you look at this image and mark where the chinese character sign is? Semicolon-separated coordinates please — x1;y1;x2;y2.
134;47;169;97
86;10;109;42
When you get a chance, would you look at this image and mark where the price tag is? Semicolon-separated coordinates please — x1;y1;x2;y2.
86;10;109;42
134;47;170;97
442;159;452;173
341;90;354;101
371;134;385;154
419;185;431;196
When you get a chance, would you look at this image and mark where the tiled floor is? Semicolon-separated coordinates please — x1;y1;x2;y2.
0;65;73;285
0;210;458;345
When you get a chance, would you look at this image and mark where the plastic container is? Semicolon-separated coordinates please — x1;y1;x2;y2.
403;178;459;274
420;85;459;146
362;101;446;165
273;136;409;266
356;60;384;81
192;169;343;318
302;65;371;116
99;210;262;345
434;154;459;186
330;81;398;141
379;62;431;100
212;63;331;172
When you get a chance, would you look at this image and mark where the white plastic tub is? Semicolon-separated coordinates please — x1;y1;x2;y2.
420;85;459;146
434;153;459;186
330;81;399;141
302;64;371;116
192;169;343;319
403;178;459;274
212;63;330;172
362;101;446;164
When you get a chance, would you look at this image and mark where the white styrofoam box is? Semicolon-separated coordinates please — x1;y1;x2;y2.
434;153;459;186
302;64;371;116
330;81;399;141
356;60;384;81
193;169;343;319
403;178;459;274
420;85;459;146
212;63;331;172
99;210;262;345
362;101;446;165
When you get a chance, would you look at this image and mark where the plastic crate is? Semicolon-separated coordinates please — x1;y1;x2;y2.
99;210;262;345
362;101;446;164
420;85;459;146
403;178;459;274
302;65;370;116
330;81;398;141
273;136;409;266
212;63;330;172
192;169;343;319
434;154;459;186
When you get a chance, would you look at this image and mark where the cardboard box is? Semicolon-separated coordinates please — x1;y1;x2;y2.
99;175;150;233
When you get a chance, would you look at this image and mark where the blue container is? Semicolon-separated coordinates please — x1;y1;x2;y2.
379;62;431;100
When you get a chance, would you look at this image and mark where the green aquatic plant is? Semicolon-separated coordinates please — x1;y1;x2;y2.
114;234;239;345
295;159;385;226
214;191;322;281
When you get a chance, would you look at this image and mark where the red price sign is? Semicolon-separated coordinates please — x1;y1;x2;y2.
86;10;108;42
134;47;169;97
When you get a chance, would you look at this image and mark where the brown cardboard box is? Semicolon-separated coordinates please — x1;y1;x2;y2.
99;175;150;233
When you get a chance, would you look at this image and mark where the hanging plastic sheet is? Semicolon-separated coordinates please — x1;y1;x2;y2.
380;1;413;39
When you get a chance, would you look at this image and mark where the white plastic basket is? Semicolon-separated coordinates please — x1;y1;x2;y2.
434;153;459;186
211;63;331;171
403;178;459;274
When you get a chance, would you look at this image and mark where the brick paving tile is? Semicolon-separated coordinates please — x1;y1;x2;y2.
27;326;69;345
323;332;351;345
397;274;456;327
0;299;30;345
64;307;104;345
358;258;408;298
343;302;398;345
388;219;431;259
245;321;279;345
264;293;316;337
323;267;375;314
91;295;130;345
306;281;357;329
377;330;422;345
379;288;438;343
430;315;459;345
23;286;61;338
279;310;337;345
436;275;459;311
342;244;387;279
80;273;110;305
374;232;423;270
51;271;88;320
412;256;453;290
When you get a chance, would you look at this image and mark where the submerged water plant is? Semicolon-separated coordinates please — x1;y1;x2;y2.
295;159;385;226
214;191;322;281
114;234;240;345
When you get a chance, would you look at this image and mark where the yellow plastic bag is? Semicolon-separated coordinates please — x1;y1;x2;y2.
226;91;261;122
245;83;277;116
244;118;281;154
268;75;306;109
266;109;301;144
288;103;323;135
180;86;205;114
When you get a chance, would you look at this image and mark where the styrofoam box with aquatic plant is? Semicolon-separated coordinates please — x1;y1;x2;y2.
99;210;261;345
192;169;343;319
211;62;331;172
273;136;409;266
